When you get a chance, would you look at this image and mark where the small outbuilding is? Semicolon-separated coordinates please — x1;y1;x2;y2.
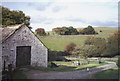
1;24;48;69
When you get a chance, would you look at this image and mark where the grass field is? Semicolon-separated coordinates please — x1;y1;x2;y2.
91;67;119;79
77;27;118;34
28;61;107;72
40;27;118;51
94;27;118;35
40;36;86;51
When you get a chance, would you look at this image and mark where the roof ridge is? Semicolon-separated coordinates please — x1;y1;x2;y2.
2;24;25;43
3;23;24;28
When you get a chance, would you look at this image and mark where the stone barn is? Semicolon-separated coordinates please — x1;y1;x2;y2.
1;24;48;69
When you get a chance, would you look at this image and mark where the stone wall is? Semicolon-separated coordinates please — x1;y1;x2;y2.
2;25;48;69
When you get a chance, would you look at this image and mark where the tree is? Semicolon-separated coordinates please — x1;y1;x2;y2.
52;27;65;35
105;30;120;57
79;25;98;35
63;26;78;35
84;37;106;63
65;42;76;55
85;37;106;55
52;26;78;35
72;45;95;64
35;28;46;36
2;6;30;27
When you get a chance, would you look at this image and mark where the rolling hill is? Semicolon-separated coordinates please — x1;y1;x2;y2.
40;27;118;51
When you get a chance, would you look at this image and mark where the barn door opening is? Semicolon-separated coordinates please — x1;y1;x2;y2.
16;46;31;67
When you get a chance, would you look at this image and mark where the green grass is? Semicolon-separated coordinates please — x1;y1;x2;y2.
76;63;103;70
28;61;107;72
91;67;119;79
53;61;73;66
94;27;118;35
104;60;118;63
40;27;118;51
77;27;118;36
53;61;107;70
40;36;86;51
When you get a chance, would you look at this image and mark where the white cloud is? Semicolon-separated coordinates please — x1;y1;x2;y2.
29;2;117;31
2;1;118;31
2;0;119;2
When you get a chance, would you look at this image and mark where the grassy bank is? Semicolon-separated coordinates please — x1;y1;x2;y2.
91;67;119;79
28;61;107;72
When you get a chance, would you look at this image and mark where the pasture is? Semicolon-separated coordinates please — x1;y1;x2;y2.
40;36;86;51
40;27;118;51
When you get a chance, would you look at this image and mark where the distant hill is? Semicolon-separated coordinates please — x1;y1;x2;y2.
46;27;118;36
40;27;118;51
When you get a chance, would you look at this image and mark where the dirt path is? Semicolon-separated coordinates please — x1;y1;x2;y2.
25;62;117;79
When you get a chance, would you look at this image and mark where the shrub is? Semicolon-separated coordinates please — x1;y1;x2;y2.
52;26;79;35
100;30;102;32
85;37;106;57
35;28;46;36
65;42;76;55
105;30;120;57
79;25;98;35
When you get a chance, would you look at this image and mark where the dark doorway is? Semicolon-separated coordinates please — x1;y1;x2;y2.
16;46;31;67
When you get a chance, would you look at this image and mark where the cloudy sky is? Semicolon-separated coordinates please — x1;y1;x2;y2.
2;0;119;31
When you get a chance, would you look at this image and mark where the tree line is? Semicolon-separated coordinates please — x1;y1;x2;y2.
1;6;30;27
48;30;119;63
35;25;98;36
65;30;120;59
52;25;98;35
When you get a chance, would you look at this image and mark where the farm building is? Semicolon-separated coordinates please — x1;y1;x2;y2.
1;24;48;70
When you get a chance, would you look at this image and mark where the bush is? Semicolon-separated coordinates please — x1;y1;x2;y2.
100;30;102;32
52;26;79;35
35;28;46;36
65;42;76;55
79;25;98;35
105;30;120;57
